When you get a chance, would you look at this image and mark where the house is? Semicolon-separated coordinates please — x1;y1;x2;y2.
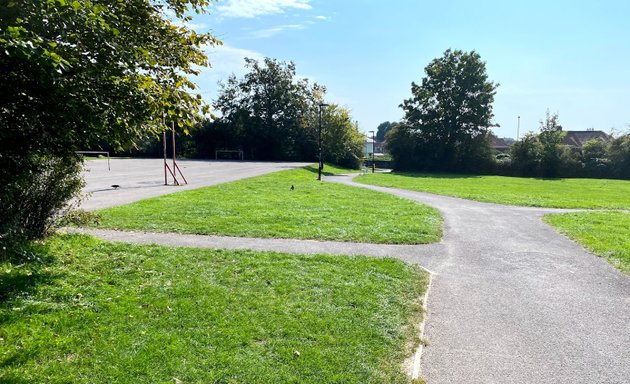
363;138;385;157
364;138;374;157
490;136;510;152
561;129;611;148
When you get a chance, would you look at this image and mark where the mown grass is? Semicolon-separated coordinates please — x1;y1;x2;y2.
310;163;361;175
0;235;428;383
545;211;630;274
355;172;630;209
95;167;442;244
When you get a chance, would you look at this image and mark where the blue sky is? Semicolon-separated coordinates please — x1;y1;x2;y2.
189;0;630;138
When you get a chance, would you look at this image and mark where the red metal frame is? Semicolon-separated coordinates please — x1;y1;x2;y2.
163;122;187;186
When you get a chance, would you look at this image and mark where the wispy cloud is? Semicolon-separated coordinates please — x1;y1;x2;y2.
251;24;305;38
203;44;265;78
194;44;265;100
217;0;312;18
183;22;209;32
315;15;328;20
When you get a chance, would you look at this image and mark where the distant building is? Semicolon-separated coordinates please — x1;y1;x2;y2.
364;138;385;157
561;129;611;148
490;136;510;152
364;138;374;157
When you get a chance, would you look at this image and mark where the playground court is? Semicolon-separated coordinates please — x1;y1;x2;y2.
80;158;310;210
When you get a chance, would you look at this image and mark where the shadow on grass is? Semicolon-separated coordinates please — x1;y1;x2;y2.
390;171;484;179
0;373;33;384
0;242;62;376
0;244;55;309
390;171;567;181
303;164;342;177
0;241;59;318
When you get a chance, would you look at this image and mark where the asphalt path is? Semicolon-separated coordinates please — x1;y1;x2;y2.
80;158;311;210
329;175;630;384
76;163;630;383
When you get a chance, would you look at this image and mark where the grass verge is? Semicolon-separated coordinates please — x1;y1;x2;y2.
94;167;442;244
544;211;630;274
1;235;428;383
355;172;630;208
309;163;361;175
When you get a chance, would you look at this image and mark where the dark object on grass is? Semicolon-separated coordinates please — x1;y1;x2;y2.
111;184;120;190
290;185;294;191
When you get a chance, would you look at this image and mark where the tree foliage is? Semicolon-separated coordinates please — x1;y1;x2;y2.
608;134;630;179
1;0;220;244
390;49;498;172
320;105;365;168
509;133;542;176
213;57;362;165
376;121;397;142
537;110;567;177
215;57;324;160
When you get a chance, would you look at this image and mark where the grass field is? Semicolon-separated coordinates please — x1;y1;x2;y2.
314;163;361;175
0;235;427;383
545;211;630;274
94;167;442;244
355;172;630;209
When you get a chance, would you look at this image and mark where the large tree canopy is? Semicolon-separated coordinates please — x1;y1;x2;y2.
320;105;365;168
376;121;397;142
0;0;220;242
391;49;498;172
215;57;323;160
1;0;219;156
213;57;363;166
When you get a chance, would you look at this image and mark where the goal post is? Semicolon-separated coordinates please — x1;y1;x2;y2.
76;150;110;170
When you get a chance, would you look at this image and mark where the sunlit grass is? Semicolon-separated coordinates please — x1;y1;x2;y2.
308;163;361;175
94;167;442;244
545;211;630;274
0;234;428;383
356;172;630;208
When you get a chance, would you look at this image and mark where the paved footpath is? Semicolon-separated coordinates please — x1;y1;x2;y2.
329;175;630;384
78;166;630;383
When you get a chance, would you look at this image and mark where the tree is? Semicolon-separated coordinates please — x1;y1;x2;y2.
1;0;220;244
386;123;424;170
608;134;630;179
395;49;498;172
509;133;542;176
582;138;610;177
537;110;567;177
321;105;365;168
215;57;324;160
213;59;365;167
376;121;397;142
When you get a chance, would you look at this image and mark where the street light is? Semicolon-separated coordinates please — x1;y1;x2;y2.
368;130;375;173
317;103;329;181
517;115;521;141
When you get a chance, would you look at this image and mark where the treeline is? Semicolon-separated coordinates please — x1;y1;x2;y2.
388;110;630;180
386;49;630;179
503;132;630;180
120;58;365;169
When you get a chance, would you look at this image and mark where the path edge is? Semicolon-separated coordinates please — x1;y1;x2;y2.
411;268;433;380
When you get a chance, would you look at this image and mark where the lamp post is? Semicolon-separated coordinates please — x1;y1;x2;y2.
368;130;375;173
317;103;329;181
517;115;521;141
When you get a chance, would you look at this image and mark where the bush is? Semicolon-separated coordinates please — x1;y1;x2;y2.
0;155;84;246
332;153;362;170
508;134;541;176
609;135;630;179
582;139;611;178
